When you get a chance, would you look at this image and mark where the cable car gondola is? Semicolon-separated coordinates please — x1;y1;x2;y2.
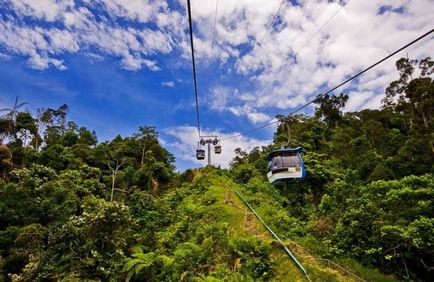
213;138;221;154
196;149;205;160
266;147;306;184
196;141;205;160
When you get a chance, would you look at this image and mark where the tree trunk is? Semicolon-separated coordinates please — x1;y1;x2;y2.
108;160;123;202
422;112;429;129
421;112;434;153
110;172;115;202
409;108;414;132
151;177;159;194
141;145;146;165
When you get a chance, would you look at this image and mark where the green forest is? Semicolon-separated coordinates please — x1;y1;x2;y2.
0;57;432;281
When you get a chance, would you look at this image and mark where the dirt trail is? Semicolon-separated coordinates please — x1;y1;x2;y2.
225;191;261;235
224;191;246;211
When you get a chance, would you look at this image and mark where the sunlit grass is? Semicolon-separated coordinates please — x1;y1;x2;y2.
170;168;397;281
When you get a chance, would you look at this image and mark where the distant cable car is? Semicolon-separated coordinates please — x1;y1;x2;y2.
196;149;205;160
266;147;306;184
213;138;221;154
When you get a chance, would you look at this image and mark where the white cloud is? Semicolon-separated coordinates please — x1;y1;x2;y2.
164;125;270;168
162;81;175;88
138;29;174;54
2;0;431;170
344;91;374;112
189;0;433;117
85;52;105;62
1;0;183;71
208;86;233;111
344;90;385;112
0;53;11;60
363;94;384;110
0;21;75;69
47;28;80;52
27;53;68;70
9;0;75;22
227;105;271;124
0;0;432;115
94;0;167;22
207;86;272;124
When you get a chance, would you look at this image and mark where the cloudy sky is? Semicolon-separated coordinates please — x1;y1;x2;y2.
0;0;433;170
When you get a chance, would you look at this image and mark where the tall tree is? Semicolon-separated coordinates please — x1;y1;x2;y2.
0;96;28;121
134;126;158;166
43;104;69;146
0;118;14;144
384;57;434;153
15;112;37;146
314;93;349;129
0;145;12;179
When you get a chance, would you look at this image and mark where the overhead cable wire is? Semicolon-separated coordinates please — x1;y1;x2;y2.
205;0;219;103
222;0;348;135
252;0;350;99
194;0;286;140
236;0;348;86
237;0;287;74
292;0;350;61
187;0;201;138
251;0;287;51
220;28;434;142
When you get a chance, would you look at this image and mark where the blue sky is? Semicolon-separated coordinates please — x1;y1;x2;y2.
0;0;433;171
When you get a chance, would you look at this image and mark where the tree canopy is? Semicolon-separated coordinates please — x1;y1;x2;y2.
0;57;432;281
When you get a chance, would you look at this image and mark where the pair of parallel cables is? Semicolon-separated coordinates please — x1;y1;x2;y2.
186;0;433;142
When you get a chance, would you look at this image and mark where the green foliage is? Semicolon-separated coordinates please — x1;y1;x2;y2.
227;58;434;280
123;248;159;282
228;237;272;280
0;57;432;281
122;171;279;281
318;174;434;279
10;164;57;188
0;145;13;179
0;105;175;280
231;163;261;184
15;224;47;251
0;255;4;282
314;93;349;129
40;144;73;171
44;197;134;280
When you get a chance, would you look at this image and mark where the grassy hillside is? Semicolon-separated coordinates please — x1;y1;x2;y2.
1;57;431;281
125;167;395;281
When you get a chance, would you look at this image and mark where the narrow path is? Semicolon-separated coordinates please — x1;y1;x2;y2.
225;191;259;234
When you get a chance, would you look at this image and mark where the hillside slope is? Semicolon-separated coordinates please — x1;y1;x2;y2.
125;167;396;281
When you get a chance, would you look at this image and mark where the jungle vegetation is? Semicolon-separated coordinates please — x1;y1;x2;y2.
0;57;432;281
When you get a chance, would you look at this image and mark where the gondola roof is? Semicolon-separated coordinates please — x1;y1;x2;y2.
267;147;302;160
